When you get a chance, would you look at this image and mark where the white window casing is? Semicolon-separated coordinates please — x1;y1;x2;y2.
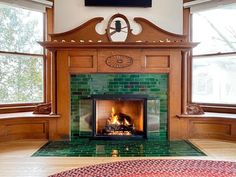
0;0;53;12
184;0;236;13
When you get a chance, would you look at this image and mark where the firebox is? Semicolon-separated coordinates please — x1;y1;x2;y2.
92;95;147;139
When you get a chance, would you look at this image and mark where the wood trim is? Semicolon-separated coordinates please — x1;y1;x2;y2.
50;50;57;115
183;0;195;3
0;106;35;114
49;15;187;43
134;17;186;38
202;105;236;114
39;42;198;50
0;51;44;57
46;6;54;103
181;51;188;114
193;52;236;58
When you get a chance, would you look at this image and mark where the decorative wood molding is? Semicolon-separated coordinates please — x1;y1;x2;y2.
106;13;131;42
47;14;188;43
50;17;108;42
105;55;133;68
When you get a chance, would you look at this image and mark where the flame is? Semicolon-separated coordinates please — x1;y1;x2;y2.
108;107;130;126
109;107;120;125
124;118;130;126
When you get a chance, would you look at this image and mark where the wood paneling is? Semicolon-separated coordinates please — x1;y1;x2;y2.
7;123;46;135
177;114;236;141
145;56;169;68
191;122;231;136
68;50;97;73
0;116;58;142
141;50;170;73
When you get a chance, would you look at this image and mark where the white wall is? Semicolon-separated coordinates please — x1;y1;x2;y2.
54;0;183;35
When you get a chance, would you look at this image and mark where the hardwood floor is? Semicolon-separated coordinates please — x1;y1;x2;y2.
0;139;236;177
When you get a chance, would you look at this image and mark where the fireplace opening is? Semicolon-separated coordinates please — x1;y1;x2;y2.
92;95;147;139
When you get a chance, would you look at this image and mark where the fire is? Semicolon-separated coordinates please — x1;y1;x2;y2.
108;107;120;125
108;107;130;126
104;106;133;136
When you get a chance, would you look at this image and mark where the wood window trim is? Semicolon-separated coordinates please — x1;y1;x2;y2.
0;5;54;114
184;7;236;114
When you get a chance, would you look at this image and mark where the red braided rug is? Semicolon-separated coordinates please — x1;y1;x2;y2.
50;159;236;177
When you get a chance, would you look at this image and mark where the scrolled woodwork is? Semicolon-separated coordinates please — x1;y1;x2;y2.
105;55;133;68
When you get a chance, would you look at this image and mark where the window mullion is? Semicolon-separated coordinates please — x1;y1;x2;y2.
0;51;44;57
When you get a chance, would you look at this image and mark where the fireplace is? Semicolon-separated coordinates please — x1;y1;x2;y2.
92;95;147;139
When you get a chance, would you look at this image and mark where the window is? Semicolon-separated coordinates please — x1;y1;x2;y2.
0;3;44;105
191;4;236;106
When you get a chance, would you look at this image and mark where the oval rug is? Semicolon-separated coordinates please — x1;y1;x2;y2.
49;159;236;177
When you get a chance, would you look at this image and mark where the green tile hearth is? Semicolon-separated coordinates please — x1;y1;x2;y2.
32;139;205;157
71;74;168;140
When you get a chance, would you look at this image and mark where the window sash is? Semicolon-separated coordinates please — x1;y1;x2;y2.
191;52;236;106
0;52;45;105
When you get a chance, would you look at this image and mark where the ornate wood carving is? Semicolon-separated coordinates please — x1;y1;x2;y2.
105;55;133;68
33;103;51;114
47;14;188;44
106;13;131;42
186;104;204;115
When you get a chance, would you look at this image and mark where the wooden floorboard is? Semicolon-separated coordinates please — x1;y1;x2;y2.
0;139;236;177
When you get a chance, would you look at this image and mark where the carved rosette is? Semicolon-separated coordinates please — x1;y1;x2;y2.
105;55;133;68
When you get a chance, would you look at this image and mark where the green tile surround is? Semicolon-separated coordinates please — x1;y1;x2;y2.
70;74;168;140
32;139;206;157
34;75;206;158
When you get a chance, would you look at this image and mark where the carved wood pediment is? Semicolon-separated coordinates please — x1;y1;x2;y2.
48;14;187;43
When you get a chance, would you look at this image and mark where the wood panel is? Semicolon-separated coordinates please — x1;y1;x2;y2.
68;50;97;73
56;51;70;140
7;123;46;135
168;51;183;140
141;50;170;73
177;114;236;141
0;118;54;142
188;118;236;140
191;122;231;135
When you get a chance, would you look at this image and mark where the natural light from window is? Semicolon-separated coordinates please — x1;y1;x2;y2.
192;3;236;105
0;4;44;104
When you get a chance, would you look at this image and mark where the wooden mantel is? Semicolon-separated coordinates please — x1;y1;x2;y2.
40;14;197;140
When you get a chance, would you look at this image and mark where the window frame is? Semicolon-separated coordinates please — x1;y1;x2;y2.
188;8;236;113
0;4;50;113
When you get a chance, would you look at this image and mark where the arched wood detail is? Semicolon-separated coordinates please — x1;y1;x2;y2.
106;13;132;42
48;14;187;43
50;17;108;42
128;17;187;42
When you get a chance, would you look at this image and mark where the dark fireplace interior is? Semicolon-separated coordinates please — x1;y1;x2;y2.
92;95;147;139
